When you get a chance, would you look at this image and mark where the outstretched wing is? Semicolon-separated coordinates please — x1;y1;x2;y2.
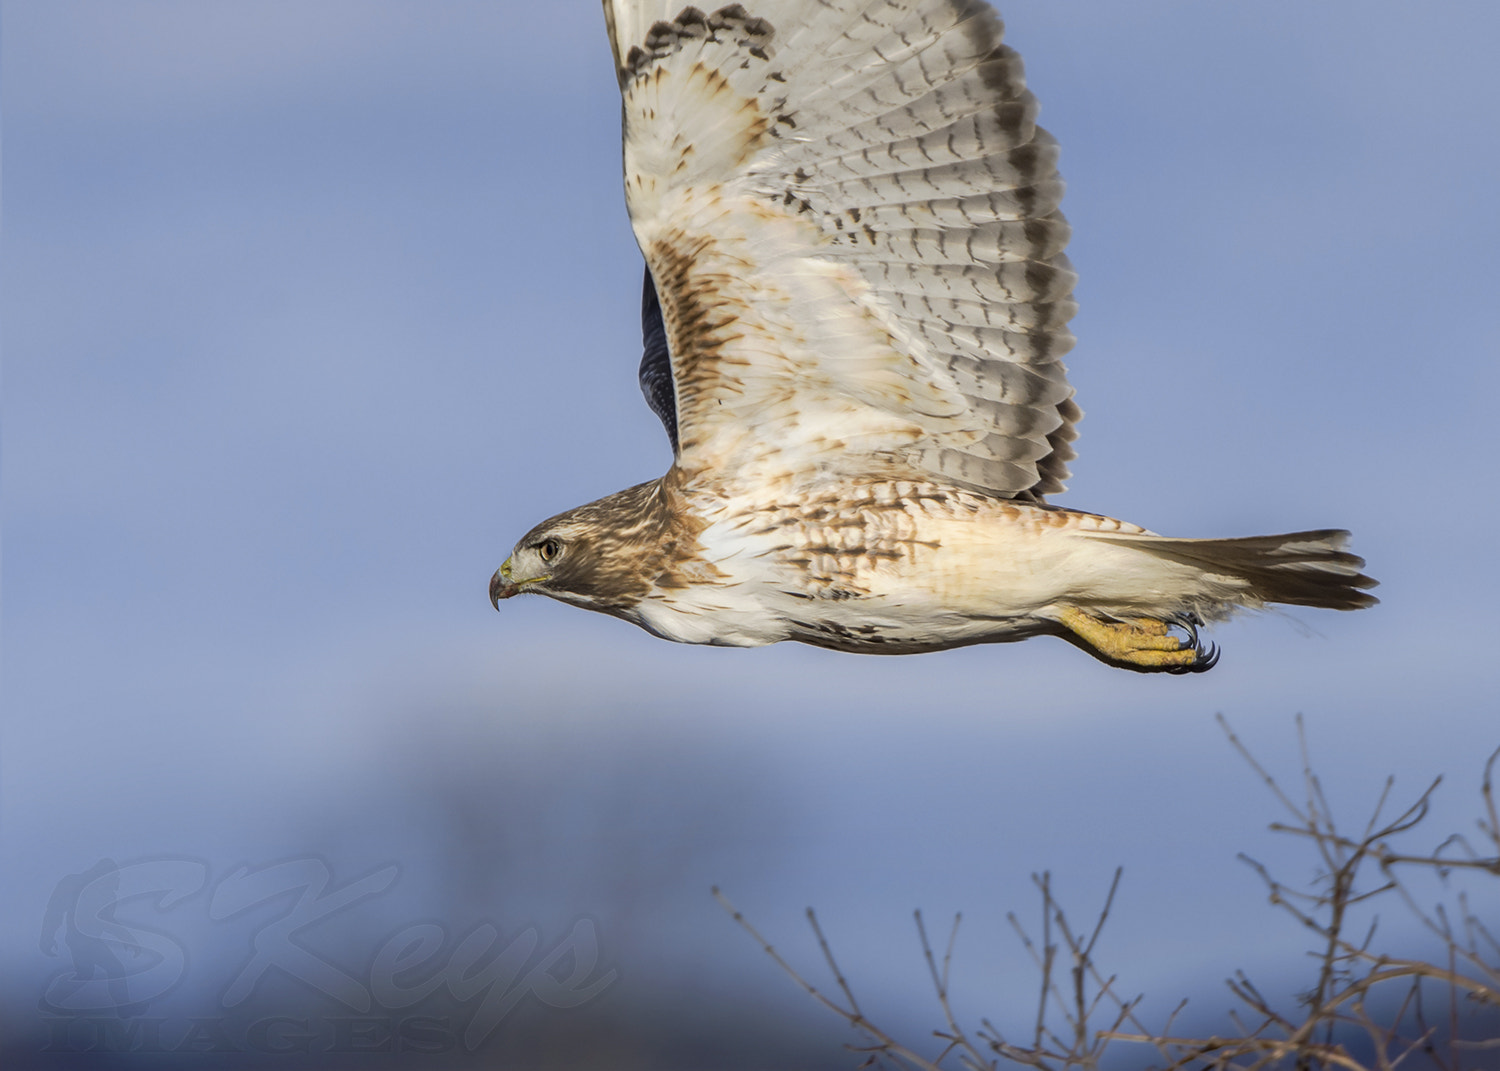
609;0;1079;498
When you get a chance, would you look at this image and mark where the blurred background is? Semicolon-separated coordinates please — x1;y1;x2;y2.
4;1;1498;1067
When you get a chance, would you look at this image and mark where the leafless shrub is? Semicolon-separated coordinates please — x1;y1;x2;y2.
716;716;1500;1070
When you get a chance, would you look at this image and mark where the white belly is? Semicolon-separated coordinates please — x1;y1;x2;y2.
629;483;1143;653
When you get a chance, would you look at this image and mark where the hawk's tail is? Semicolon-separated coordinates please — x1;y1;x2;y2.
1050;526;1376;673
1124;528;1379;613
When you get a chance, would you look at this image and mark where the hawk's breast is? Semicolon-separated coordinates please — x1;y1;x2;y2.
635;478;1140;651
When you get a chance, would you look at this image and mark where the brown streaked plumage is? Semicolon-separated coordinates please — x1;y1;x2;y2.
490;0;1376;672
490;473;719;618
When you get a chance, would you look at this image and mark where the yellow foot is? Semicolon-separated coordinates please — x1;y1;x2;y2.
1052;607;1218;673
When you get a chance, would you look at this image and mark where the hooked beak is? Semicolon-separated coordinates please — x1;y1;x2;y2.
489;560;520;608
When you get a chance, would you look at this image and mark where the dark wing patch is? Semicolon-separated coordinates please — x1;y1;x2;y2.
638;265;679;453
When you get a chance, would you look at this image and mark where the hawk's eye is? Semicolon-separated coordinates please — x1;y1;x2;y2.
537;538;563;563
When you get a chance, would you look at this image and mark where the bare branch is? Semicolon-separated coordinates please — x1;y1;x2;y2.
718;722;1500;1071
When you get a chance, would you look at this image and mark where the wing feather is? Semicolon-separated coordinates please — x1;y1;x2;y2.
604;0;1081;498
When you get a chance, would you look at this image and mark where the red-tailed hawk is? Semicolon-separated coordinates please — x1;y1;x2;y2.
488;0;1376;672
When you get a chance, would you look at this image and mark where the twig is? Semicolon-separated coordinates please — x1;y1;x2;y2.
717;721;1500;1071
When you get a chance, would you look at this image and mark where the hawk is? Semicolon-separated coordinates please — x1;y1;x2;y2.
488;0;1376;672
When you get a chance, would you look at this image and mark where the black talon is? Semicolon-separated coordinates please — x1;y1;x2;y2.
1165;615;1218;674
1174;640;1219;674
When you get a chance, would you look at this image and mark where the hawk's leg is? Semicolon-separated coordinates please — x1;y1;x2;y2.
1051;607;1218;674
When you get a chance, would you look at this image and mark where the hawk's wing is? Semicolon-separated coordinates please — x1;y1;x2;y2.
608;0;1080;499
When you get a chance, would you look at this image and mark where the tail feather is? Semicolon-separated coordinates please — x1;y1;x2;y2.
1130;528;1379;612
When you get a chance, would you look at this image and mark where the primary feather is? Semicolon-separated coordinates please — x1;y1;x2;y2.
611;0;1079;498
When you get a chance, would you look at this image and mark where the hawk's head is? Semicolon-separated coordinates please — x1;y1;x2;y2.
489;478;684;617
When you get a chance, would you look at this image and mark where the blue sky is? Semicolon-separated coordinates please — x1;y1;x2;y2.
5;1;1499;1064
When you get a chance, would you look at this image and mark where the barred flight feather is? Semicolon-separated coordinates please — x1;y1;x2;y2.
606;0;1078;498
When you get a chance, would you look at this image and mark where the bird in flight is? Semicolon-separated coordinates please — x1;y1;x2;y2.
489;0;1376;672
